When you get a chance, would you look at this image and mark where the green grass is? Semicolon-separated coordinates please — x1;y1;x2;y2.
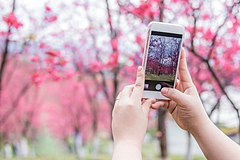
0;154;206;160
0;135;206;160
146;73;174;81
169;155;207;160
142;141;206;160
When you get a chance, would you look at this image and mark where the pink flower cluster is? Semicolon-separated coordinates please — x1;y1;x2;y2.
120;0;159;20
3;12;23;29
44;6;58;23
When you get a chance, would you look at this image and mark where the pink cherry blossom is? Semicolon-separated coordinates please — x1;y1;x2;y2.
156;131;163;138
44;15;58;22
135;35;143;44
45;66;54;73
45;50;60;57
39;42;46;49
55;57;67;66
44;56;55;66
31;70;45;86
31;55;41;62
51;70;62;81
90;61;104;72
106;53;119;68
45;6;52;11
0;31;8;36
202;13;210;20
111;38;118;51
64;69;75;79
3;12;23;29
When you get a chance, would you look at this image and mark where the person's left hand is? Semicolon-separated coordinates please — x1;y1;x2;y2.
112;66;155;149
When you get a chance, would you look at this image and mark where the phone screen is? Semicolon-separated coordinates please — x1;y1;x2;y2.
144;31;183;92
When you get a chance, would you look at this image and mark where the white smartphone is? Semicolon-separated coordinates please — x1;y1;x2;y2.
142;21;184;100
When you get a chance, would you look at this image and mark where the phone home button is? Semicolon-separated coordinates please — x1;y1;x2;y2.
155;84;161;91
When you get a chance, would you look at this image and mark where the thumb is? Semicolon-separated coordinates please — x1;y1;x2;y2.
142;98;155;117
161;88;189;106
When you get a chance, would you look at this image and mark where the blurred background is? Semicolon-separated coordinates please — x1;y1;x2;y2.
0;0;240;159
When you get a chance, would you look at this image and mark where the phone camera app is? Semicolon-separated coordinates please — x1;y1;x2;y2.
144;31;182;92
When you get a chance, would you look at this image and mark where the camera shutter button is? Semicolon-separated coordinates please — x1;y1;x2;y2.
155;84;161;90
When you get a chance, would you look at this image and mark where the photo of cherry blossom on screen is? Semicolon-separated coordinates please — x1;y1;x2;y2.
145;34;182;83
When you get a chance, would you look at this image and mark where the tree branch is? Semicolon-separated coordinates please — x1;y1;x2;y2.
0;83;31;126
0;0;16;91
189;3;240;143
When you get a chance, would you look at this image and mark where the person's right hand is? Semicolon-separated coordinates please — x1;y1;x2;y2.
151;48;209;133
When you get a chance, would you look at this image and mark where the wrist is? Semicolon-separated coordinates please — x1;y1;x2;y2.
187;101;211;135
112;140;142;160
114;139;143;151
189;115;212;136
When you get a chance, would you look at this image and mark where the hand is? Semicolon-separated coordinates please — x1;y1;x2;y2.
112;66;155;149
151;48;209;133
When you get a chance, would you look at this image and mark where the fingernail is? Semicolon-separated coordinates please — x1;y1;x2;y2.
161;88;168;95
138;66;142;72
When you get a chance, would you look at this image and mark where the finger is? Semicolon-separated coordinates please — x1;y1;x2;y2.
130;66;144;101
151;100;169;110
115;92;122;101
119;85;134;102
167;100;178;114
113;86;133;115
161;87;189;106
178;48;193;83
114;92;122;107
142;98;155;116
175;79;180;88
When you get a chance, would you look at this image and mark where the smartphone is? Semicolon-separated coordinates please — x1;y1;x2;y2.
142;21;184;100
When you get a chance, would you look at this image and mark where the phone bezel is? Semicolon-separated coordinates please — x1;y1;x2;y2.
142;22;184;100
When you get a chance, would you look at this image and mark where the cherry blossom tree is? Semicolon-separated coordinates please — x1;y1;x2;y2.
0;0;137;157
117;0;240;158
1;0;240;159
0;55;44;157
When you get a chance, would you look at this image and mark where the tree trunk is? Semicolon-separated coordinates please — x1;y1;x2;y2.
157;1;169;159
158;108;168;159
185;132;192;160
